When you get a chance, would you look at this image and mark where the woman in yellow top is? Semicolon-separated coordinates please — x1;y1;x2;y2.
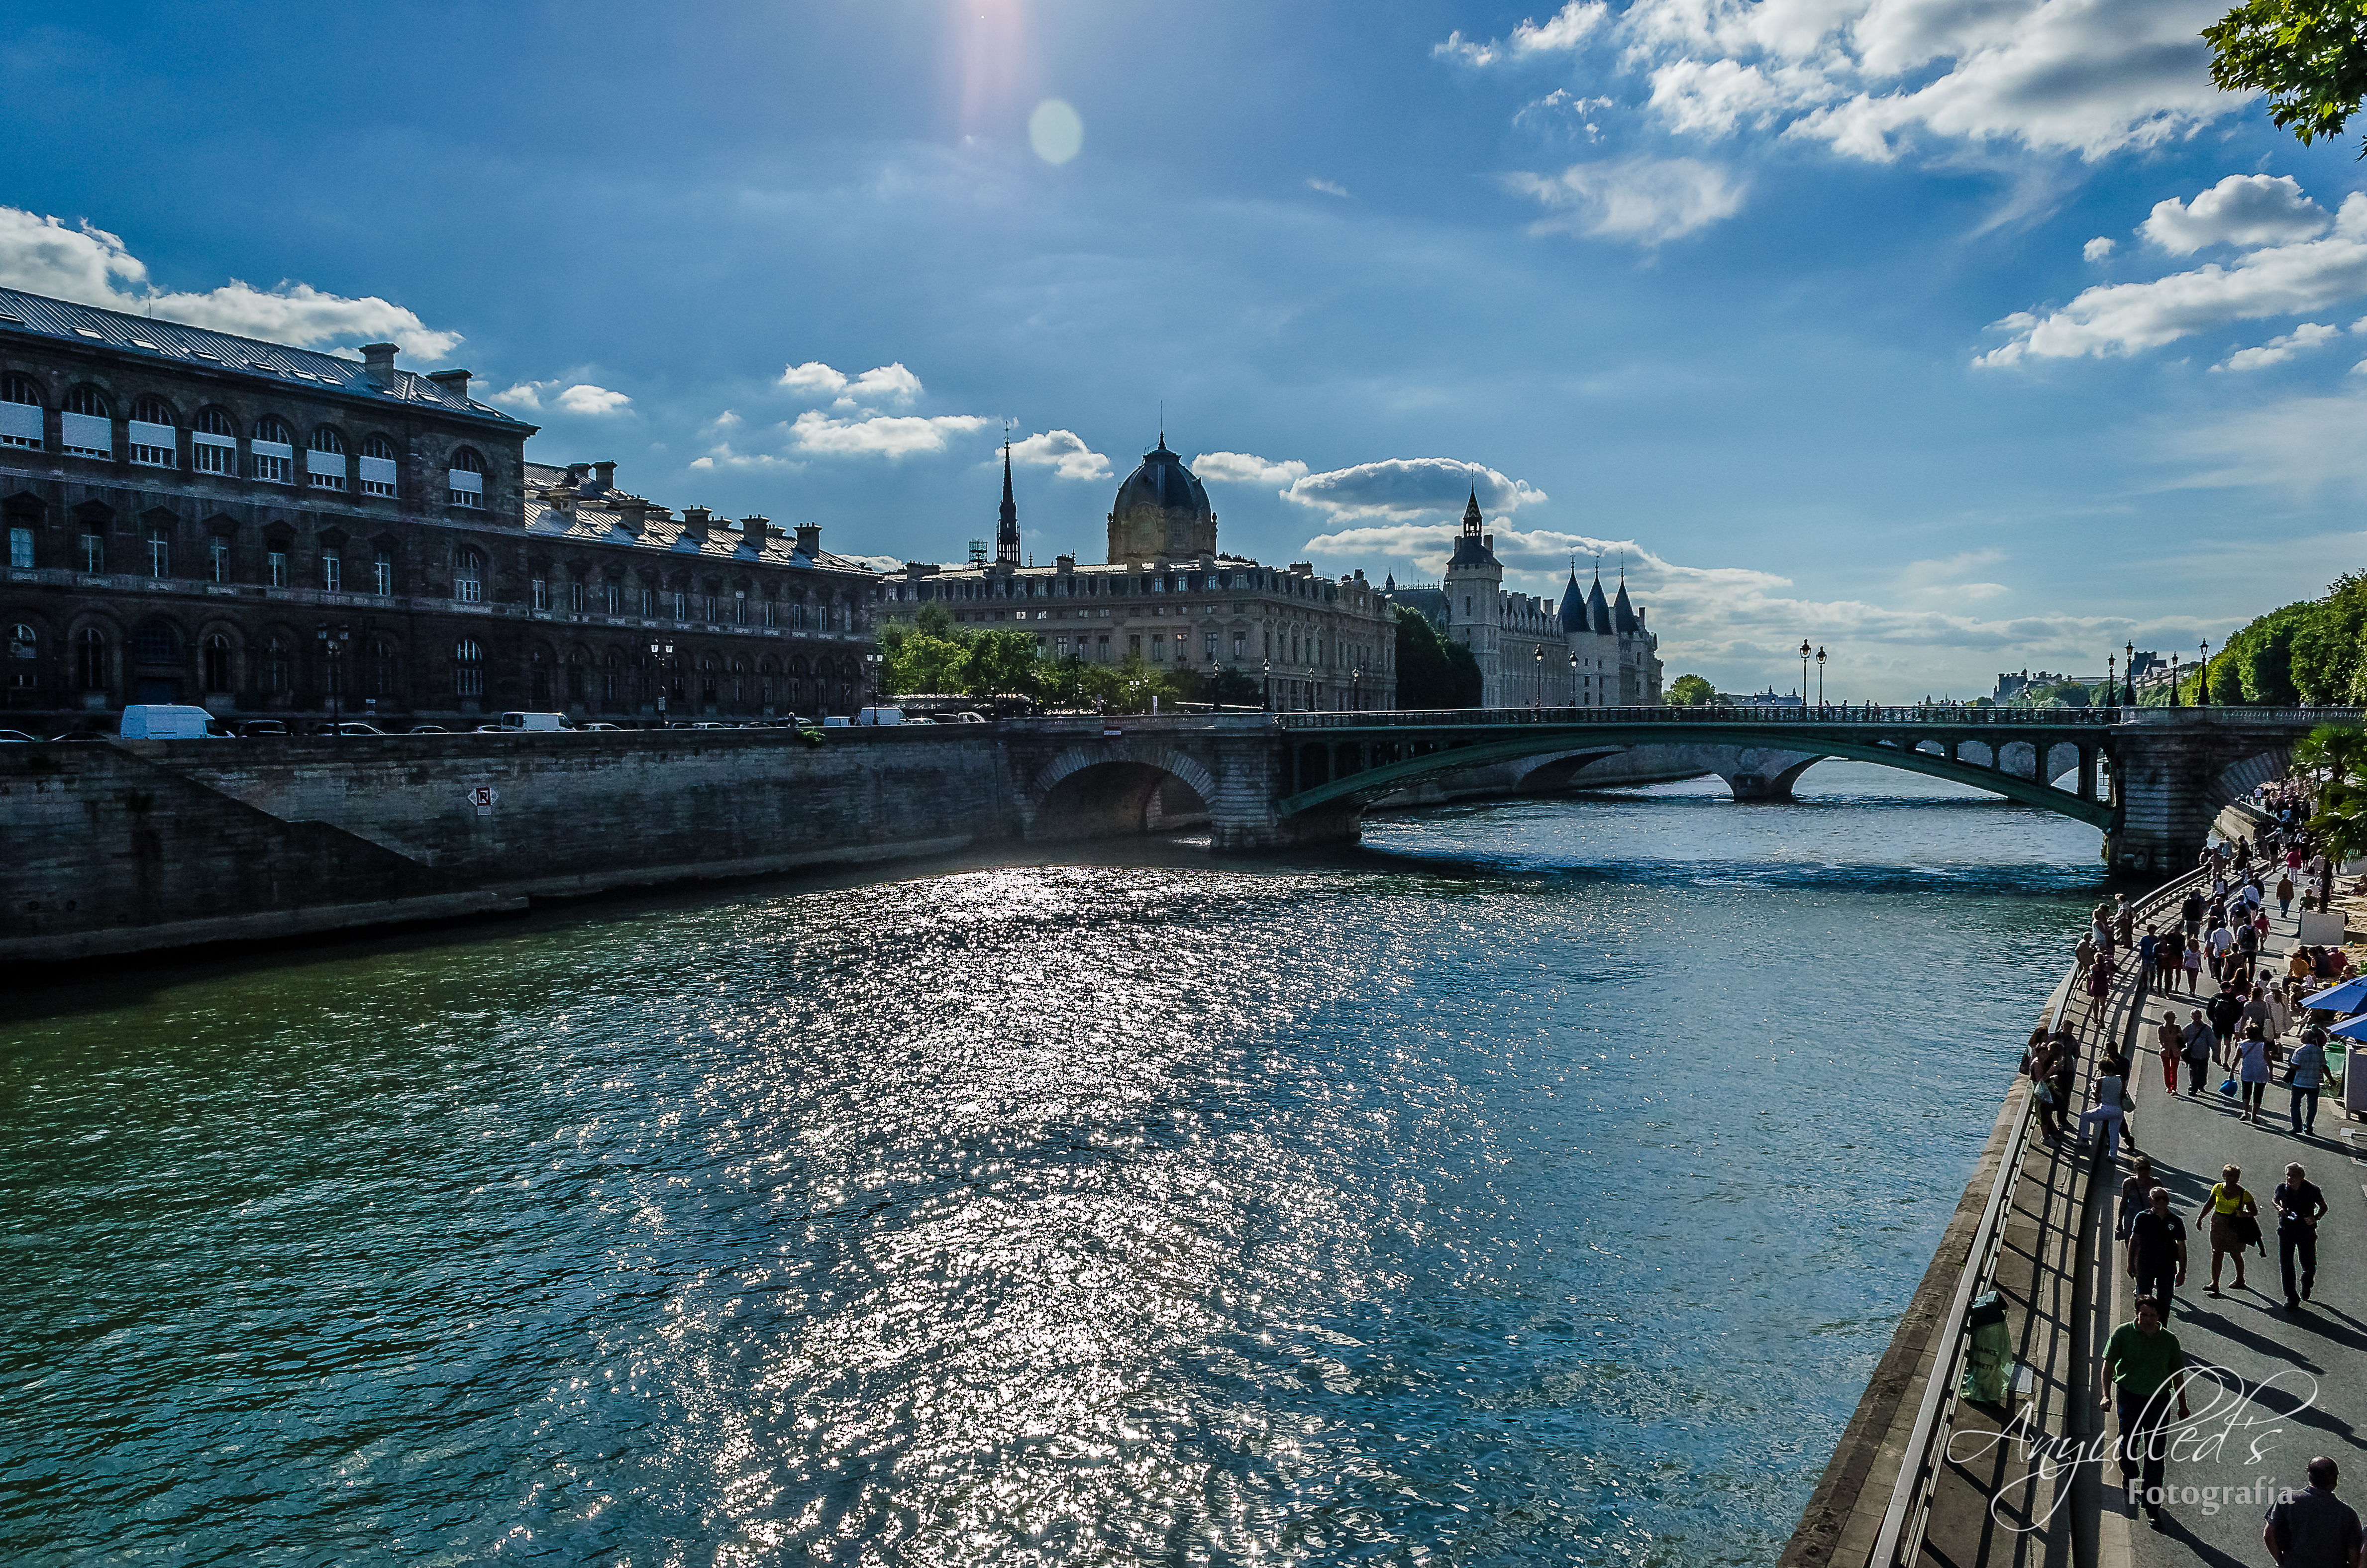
2196;1162;2259;1294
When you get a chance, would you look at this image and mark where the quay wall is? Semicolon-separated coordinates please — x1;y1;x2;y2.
0;729;1018;962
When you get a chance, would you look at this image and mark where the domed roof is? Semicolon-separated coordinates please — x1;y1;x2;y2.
1112;438;1211;523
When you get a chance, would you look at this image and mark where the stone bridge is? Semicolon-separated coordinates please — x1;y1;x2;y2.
1000;705;2349;872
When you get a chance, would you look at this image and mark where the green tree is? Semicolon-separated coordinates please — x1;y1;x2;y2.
879;621;973;697
1392;606;1483;709
2205;0;2367;153
914;600;956;639
962;630;1042;701
1666;673;1716;706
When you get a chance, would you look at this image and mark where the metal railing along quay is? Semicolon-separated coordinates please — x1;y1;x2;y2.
1270;704;2363;731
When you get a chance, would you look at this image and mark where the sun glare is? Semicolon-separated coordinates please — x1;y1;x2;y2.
1029;98;1083;165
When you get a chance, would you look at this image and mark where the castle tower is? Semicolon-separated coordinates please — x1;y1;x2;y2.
1442;489;1504;704
996;436;1021;568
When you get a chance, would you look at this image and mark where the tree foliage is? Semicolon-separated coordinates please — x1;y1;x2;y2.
2179;577;2367;707
1393;606;1483;709
2205;0;2367;153
1666;673;1717;706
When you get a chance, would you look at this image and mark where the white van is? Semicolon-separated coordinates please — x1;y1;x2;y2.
495;712;575;732
852;707;906;727
118;704;230;740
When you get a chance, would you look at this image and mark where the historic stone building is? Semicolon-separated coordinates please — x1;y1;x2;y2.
877;437;1399;711
0;286;879;727
1384;494;1662;707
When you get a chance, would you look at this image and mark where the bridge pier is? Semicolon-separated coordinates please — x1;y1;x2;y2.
2103;714;2298;874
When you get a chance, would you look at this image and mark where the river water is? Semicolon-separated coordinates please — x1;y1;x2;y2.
1;766;2103;1567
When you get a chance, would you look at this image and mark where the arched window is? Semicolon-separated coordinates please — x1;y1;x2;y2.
135;621;180;665
128;396;176;468
0;374;40;451
359;433;398;497
454;637;484;697
203;634;233;692
146;524;171;580
448;447;486;509
8;623;35;692
191;407;237;474
60;388;110;458
265;636;291;694
251;417;293;484
454;548;483;604
76;627;107;690
306;426;346;491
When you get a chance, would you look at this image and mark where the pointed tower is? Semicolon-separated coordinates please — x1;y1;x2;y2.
995;436;1021;567
1442;487;1505;703
1612;564;1638;633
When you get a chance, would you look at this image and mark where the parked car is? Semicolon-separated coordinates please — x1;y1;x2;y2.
0;729;36;743
580;721;621;731
407;724;449;734
853;706;907;726
309;722;388;736
238;719;291;737
495;711;574;732
821;715;850;728
947;711;988;724
48;731;107;742
119;704;234;739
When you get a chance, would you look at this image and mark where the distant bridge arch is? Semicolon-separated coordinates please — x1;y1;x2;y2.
1023;743;1219;841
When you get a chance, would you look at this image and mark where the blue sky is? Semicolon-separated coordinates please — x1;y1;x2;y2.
4;0;2363;699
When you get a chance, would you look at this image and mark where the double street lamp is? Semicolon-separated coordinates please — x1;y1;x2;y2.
649;640;675;722
316;622;348;736
864;650;883;708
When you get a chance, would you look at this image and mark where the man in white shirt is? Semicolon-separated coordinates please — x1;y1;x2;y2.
2209;922;2238;982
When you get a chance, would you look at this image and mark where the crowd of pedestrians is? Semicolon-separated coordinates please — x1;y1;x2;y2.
2027;820;2360;1551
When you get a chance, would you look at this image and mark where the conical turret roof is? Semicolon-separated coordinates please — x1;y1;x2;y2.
1558;570;1587;632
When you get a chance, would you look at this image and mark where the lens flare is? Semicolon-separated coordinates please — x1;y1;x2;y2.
1029;99;1083;165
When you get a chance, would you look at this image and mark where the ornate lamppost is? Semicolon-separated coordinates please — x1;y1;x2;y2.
2168;650;2180;709
1262;658;1271;712
1568;650;1578;711
2124;641;2137;706
649;639;675;724
1533;643;1544;709
1350;665;1362;711
2197;639;2211;708
1815;646;1827;708
317;622;348;736
864;650;882;708
2108;654;2118;714
1799;639;1812;709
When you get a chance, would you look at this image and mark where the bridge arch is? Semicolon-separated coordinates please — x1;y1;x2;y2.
1026;744;1220;841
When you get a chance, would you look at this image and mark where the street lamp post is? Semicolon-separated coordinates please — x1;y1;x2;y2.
1533;643;1543;709
2124;641;2137;707
2108;654;2118;713
1799;639;1811;708
1815;646;1826;708
2168;651;2181;709
1567;650;1577;711
864;651;882;708
2198;640;2211;708
649;640;674;724
316;622;348;736
1350;665;1362;711
1262;658;1271;712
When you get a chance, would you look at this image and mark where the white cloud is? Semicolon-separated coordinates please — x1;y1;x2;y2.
1280;457;1546;524
1501;157;1749;244
1555;0;2250;163
2083;236;2116;262
1191;451;1312;490
0;205;462;357
489;378;632;415
1307;178;1351;198
1982;188;2367;365
2213;321;2339;372
1008;428;1111;481
787;409;992;457
1435;2;1609;65
778;360;924;407
2140;175;2329;256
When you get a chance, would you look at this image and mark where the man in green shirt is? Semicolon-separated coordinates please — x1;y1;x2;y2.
2100;1296;2191;1525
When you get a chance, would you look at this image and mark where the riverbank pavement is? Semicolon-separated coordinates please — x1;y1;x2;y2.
2090;899;2367;1568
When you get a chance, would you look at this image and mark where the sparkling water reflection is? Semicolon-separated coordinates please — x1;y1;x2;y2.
1;766;2103;1565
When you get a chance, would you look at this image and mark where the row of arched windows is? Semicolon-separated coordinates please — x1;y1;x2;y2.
0;374;484;503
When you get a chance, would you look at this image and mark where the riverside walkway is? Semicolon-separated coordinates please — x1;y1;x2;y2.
1783;843;2367;1568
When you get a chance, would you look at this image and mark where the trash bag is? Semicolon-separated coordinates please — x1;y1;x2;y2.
1960;1290;2013;1403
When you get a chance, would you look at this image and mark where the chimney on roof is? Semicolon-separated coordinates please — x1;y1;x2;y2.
614;497;648;535
588;460;616;495
426;368;471;402
564;462;592;488
359;343;398;388
739;515;771;549
681;506;712;543
795;523;822;555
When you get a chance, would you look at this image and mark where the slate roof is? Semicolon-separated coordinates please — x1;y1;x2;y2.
0;286;530;428
520;461;877;576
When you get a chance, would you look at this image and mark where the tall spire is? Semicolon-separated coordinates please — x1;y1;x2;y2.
995;431;1020;567
1461;487;1482;535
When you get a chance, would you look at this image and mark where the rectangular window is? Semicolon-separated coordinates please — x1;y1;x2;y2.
1054;635;1069;658
762;598;774;627
209;538;229;582
10;527;33;569
531;578;547;612
267;550;288;588
307;448;345;489
192;436;235;474
1129;634;1141;659
78;533;104;574
129;420;176;467
251;439;294;483
1232;632;1245;659
605;583;620;616
1204;633;1218;660
148;537;170;578
447;467;485;508
1097;635;1111;662
569;580;584;613
1151;634;1166;662
358;455;397;497
374;556;393;597
639;587;654;618
734;592;747;625
322;556;341;592
59;412;111;457
0;401;41;450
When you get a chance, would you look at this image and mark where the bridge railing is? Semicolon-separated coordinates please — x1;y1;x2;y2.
1270;704;2365;731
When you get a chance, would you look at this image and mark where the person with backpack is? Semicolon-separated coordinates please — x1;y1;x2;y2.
2210;985;2247;1068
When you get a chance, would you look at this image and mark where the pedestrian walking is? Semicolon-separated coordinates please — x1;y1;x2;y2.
2115;896;2135;949
2119;1154;2157;1239
2077;931;2098;976
2243;984;2277;1046
2086;952;2115;1027
2290;1025;2329;1135
2182;888;2207;939
2100;1296;2190;1528
2261;1456;2362;1567
2079;1049;2135;1161
2125;1184;2186;1319
2182;1010;2214;1096
2155;1010;2181;1093
2211;984;2247;1066
2200;1164;2259;1294
2210;919;2239;981
2024;1032;2064;1145
2182;937;2203;994
2275;1162;2328;1312
2240;1025;2274;1123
